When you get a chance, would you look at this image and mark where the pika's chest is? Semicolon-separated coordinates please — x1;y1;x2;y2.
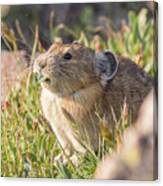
40;87;103;126
40;88;58;122
41;88;88;121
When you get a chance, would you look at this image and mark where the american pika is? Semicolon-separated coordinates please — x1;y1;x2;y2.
33;42;153;157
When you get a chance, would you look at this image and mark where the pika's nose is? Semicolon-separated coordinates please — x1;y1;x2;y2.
33;57;47;74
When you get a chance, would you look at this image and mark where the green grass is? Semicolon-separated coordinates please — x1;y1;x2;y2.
1;8;155;178
1;75;102;178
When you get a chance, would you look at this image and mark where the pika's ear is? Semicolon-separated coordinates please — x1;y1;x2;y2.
95;51;119;87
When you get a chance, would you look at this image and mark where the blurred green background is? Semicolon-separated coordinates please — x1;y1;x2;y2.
2;2;154;49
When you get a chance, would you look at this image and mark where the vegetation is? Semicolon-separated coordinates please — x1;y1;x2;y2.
1;8;155;178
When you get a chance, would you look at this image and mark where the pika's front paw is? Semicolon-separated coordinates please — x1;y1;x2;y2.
54;152;79;167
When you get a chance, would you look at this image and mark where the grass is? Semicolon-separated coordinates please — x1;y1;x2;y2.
1;8;155;178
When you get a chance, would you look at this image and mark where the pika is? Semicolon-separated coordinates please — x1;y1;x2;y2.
33;42;153;157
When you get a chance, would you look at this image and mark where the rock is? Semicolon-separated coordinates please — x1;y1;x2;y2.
1;50;29;101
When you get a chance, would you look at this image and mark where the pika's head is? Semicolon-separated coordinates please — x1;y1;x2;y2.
33;42;119;96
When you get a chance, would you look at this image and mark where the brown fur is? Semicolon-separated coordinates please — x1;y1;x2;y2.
94;89;157;180
33;42;153;156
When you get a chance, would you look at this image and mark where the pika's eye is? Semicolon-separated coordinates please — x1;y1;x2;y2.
63;52;72;60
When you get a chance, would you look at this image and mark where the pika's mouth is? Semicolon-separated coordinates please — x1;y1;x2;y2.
34;73;51;83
